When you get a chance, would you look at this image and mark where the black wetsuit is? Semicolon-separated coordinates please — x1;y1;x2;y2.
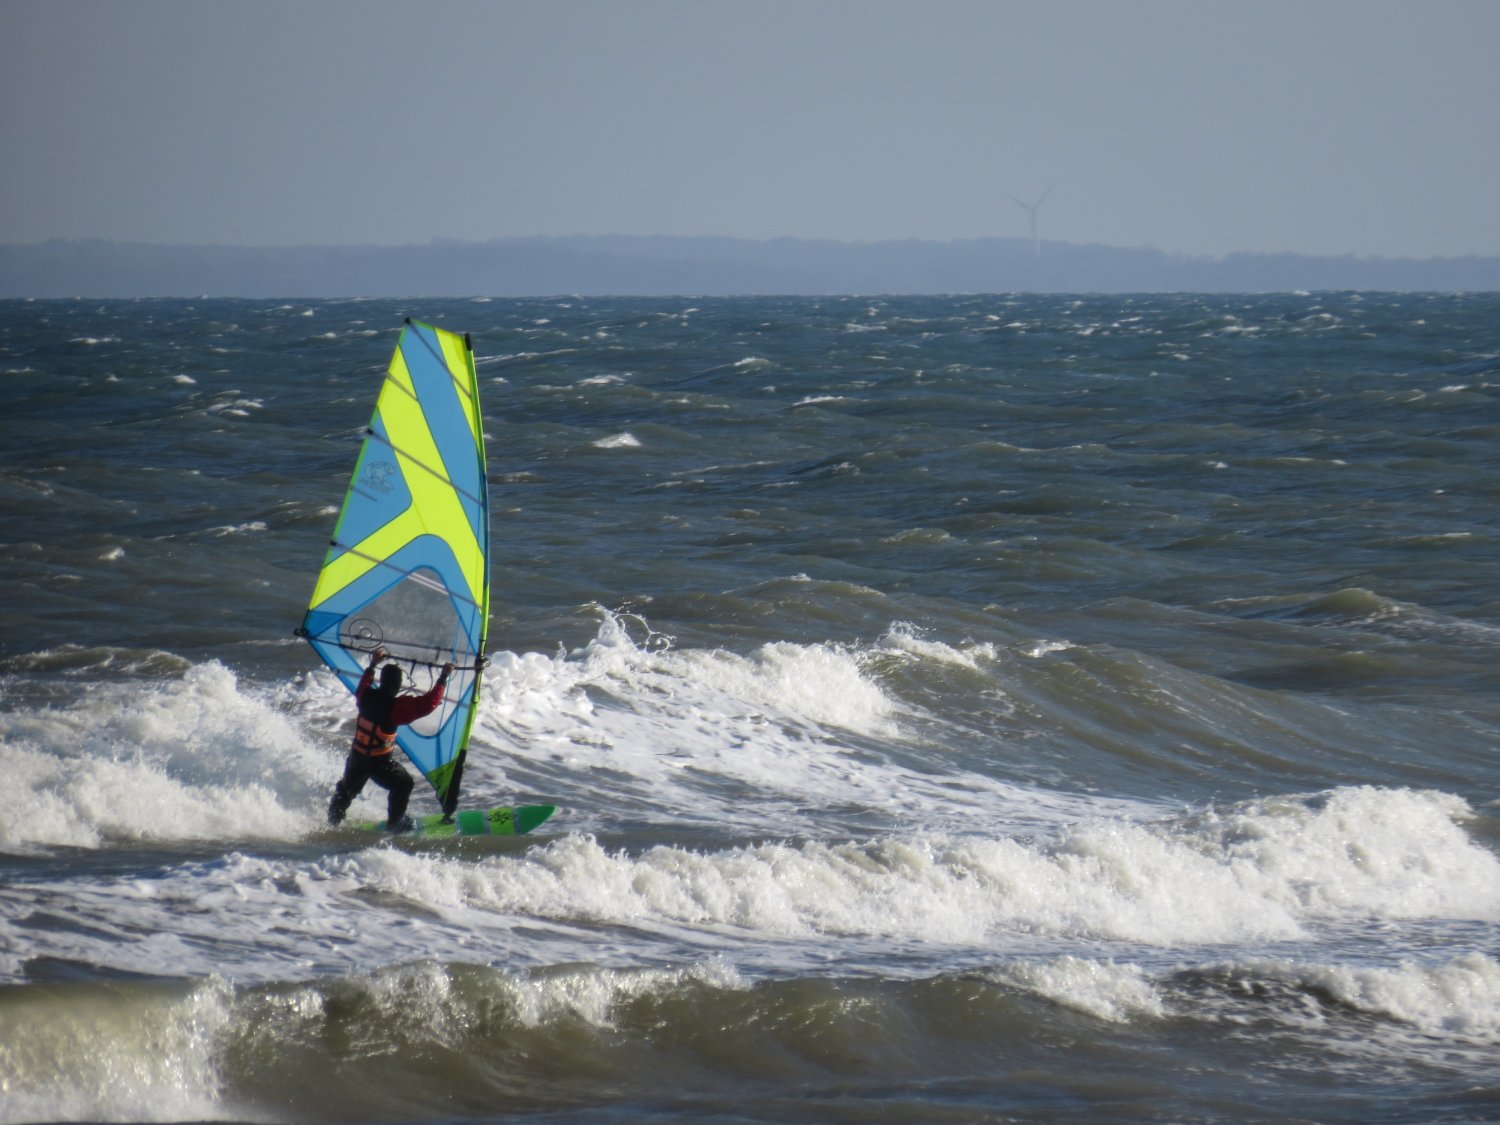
327;665;445;827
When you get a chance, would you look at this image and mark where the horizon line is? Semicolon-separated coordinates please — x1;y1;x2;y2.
5;233;1498;264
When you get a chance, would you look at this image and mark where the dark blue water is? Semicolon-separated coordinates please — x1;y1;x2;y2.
2;294;1499;1123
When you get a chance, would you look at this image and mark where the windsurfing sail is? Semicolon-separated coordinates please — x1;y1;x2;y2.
298;319;489;815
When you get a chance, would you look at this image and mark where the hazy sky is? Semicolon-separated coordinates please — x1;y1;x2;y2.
4;0;1497;258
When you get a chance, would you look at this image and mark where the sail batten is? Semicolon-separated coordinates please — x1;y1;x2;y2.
323;542;481;605
300;320;489;815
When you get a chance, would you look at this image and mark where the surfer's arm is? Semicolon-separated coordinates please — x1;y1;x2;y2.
393;663;452;724
353;648;386;704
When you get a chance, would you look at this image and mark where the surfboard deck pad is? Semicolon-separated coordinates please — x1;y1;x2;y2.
355;804;557;837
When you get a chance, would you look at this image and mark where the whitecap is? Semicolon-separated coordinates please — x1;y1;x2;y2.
592;432;641;449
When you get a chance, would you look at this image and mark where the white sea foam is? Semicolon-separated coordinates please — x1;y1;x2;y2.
1184;787;1498;921
879;527;951;545
878;621;998;667
206;397;264;416
0;785;1489;992
474;614;911;822
1017;639;1074;658
993;950;1500;1038
1207;953;1500;1042
0;975;234;1124
207;520;268;536
465;613;1148;838
319;786;1500;956
1299;953;1500;1037
0;662;325;849
592;432;641;449
794;394;854;406
988;956;1166;1022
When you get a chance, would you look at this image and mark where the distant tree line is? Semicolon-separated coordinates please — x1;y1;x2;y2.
3;235;1499;297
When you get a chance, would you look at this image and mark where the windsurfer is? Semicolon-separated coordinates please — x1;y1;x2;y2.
327;647;454;832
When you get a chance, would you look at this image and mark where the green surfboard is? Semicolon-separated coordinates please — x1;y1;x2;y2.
355;804;557;838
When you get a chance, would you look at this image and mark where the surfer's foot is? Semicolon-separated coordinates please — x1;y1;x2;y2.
387;816;415;835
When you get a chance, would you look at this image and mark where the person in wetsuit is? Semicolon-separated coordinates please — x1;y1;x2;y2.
327;647;453;832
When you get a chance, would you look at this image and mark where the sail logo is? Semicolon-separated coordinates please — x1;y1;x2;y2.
363;460;398;494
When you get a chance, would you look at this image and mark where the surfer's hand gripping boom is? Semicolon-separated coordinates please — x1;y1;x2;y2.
346;642;487;673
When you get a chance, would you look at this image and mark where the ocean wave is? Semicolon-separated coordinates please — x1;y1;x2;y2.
0;662;327;850
5;948;1497;1125
1189;952;1500;1041
458;787;1493;945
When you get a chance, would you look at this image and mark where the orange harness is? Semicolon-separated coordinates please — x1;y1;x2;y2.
351;714;397;756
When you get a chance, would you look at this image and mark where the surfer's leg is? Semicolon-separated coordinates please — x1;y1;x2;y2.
358;755;414;829
384;759;415;826
327;754;370;826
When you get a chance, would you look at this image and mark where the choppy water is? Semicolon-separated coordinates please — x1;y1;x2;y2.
2;293;1499;1124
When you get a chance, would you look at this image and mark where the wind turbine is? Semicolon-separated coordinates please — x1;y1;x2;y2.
1009;184;1054;257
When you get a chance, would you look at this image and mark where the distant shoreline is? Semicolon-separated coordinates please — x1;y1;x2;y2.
5;234;1499;297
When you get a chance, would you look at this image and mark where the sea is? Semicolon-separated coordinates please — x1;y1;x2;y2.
1;292;1499;1124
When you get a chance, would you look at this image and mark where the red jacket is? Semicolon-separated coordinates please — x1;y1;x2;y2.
350;665;446;755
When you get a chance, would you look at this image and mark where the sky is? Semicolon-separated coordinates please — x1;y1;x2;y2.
3;0;1498;259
